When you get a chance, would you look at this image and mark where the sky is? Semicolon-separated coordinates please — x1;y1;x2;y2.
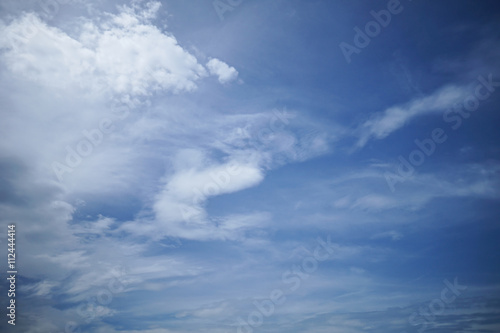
0;0;500;332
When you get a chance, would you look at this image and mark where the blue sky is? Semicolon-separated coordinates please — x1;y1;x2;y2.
0;0;500;332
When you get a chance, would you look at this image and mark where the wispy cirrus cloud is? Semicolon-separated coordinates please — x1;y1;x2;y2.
1;1;500;332
356;85;468;147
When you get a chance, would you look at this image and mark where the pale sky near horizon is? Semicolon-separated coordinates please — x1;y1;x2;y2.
0;0;500;332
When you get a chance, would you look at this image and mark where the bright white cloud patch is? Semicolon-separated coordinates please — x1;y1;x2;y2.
1;1;498;332
0;2;232;101
131;150;267;240
206;58;239;84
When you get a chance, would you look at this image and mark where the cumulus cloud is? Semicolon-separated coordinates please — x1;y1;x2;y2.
0;1;394;332
206;58;239;84
0;2;238;102
0;2;253;330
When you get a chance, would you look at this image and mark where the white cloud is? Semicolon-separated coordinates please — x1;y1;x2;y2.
206;58;239;84
128;151;268;240
35;251;90;270
357;85;468;147
371;230;403;241
351;194;396;211
0;2;351;331
164;153;263;200
0;2;213;101
23;280;60;297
